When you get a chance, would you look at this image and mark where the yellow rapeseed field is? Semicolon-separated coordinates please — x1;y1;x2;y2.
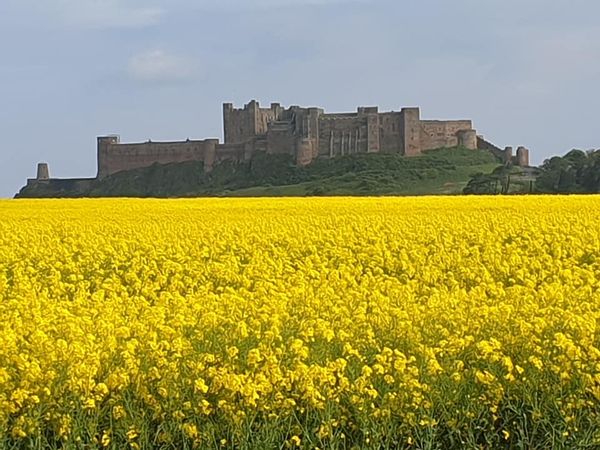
1;197;600;449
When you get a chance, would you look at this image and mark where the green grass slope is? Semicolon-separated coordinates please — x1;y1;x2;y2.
16;147;501;198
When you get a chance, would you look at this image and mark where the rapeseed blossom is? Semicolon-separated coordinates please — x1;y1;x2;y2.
1;196;600;448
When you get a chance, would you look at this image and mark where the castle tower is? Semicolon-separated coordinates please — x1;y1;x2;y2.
516;147;530;167
36;163;50;180
222;103;234;143
97;135;120;179
356;106;380;153
457;130;477;150
400;108;421;156
223;100;265;144
503;146;514;164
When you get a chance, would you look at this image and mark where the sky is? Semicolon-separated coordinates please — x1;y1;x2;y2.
0;0;599;197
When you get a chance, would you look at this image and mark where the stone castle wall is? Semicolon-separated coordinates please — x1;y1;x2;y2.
97;136;218;178
476;136;530;167
318;114;369;157
420;120;474;149
43;100;531;183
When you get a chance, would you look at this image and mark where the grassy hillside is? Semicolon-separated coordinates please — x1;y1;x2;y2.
16;147;501;198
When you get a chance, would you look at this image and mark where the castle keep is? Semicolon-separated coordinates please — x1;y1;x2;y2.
97;101;484;178
32;100;530;185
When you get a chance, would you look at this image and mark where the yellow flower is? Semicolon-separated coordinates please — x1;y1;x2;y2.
247;348;262;366
126;427;139;441
113;405;126;420
2;196;600;446
101;431;111;447
194;378;209;394
182;423;199;439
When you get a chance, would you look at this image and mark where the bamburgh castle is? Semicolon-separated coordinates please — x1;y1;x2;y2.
31;100;530;184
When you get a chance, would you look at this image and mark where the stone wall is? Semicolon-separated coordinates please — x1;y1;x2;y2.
266;121;295;155
223;101;282;144
477;136;506;160
318;115;368;157
97;136;218;178
378;112;403;153
256;104;282;135
214;143;246;165
296;139;315;166
476;136;530;167
25;177;95;192
401;108;421;156
420;120;473;150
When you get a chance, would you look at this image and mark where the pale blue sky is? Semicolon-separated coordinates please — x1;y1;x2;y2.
1;0;599;197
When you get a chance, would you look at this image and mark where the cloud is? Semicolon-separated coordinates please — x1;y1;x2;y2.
36;0;164;28
183;0;367;11
127;50;197;83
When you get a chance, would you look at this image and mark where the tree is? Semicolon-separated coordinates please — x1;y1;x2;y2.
535;149;600;193
463;170;501;195
463;164;514;195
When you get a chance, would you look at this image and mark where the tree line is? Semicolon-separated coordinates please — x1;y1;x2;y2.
535;149;600;193
464;149;600;195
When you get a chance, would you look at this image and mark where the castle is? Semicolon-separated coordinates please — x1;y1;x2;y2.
30;100;530;185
